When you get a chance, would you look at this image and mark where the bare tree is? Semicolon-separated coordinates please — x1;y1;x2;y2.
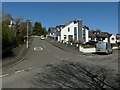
14;16;23;35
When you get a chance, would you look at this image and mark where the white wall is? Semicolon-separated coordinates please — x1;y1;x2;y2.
61;22;78;42
89;37;91;40
79;46;96;53
60;22;89;43
58;35;61;42
109;35;116;44
86;29;89;42
103;38;108;42
82;28;89;42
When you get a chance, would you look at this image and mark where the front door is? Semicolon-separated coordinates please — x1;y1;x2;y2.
68;35;73;41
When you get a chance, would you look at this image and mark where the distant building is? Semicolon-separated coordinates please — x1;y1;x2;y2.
109;34;116;44
48;27;56;39
89;30;111;43
116;34;120;43
48;19;89;43
48;19;118;44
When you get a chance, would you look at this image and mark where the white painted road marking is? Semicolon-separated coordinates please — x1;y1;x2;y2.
14;69;25;74
34;47;43;51
28;67;33;70
0;74;9;78
1;67;35;78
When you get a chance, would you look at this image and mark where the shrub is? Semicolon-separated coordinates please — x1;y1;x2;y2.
111;43;119;47
82;45;95;48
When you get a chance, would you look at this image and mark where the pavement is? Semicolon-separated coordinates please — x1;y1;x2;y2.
2;38;33;70
46;38;82;55
2;37;119;88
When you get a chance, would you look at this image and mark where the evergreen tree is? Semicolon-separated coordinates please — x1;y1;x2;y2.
33;22;47;36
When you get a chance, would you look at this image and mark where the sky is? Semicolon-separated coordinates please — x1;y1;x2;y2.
2;2;118;34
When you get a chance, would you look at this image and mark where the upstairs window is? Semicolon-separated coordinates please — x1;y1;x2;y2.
74;27;77;34
68;28;70;32
83;30;85;37
111;37;115;40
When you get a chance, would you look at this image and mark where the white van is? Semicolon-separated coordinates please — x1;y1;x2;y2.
96;42;113;54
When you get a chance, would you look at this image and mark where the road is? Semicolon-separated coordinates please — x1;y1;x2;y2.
2;37;118;88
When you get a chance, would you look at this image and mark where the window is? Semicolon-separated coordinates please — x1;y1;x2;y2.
68;28;70;32
83;30;85;37
111;38;114;40
64;35;66;39
97;32;99;34
68;35;73;41
74;27;77;40
74;27;77;34
83;37;85;40
103;37;105;40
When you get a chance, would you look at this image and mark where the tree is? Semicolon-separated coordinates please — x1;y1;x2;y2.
14;16;23;35
2;13;13;23
96;29;101;32
2;20;15;52
42;27;47;35
33;22;47;36
2;13;27;56
33;22;42;36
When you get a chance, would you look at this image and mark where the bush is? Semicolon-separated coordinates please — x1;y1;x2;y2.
111;43;119;47
82;45;95;48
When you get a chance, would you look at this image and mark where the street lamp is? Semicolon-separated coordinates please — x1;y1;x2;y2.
26;20;32;48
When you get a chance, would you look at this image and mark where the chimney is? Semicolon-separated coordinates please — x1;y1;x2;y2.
77;19;82;40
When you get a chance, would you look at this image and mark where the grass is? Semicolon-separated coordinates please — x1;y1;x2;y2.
111;43;119;47
82;45;95;48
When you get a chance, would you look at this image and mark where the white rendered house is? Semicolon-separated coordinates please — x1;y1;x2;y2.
60;20;89;43
48;19;89;43
109;34;116;44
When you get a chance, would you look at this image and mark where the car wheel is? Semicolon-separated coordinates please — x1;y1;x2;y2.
111;51;113;54
106;50;110;55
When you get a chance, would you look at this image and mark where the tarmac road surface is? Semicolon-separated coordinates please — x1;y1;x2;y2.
2;37;118;88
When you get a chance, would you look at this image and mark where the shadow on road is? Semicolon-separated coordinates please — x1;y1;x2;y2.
32;61;118;89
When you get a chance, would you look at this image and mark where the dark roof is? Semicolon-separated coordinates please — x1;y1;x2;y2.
96;32;111;38
116;34;120;37
48;27;56;33
89;31;95;38
64;19;81;27
89;30;111;38
48;19;82;32
56;25;65;29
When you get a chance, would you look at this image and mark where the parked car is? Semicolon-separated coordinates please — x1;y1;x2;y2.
96;42;113;54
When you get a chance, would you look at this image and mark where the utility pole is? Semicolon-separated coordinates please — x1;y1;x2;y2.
26;20;32;48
